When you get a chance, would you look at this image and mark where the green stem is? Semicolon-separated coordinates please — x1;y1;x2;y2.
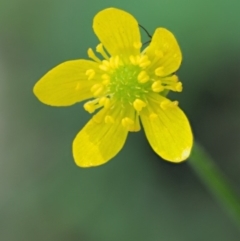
189;142;240;229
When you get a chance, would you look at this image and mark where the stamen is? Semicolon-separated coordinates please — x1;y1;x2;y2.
85;69;95;80
99;96;110;108
165;82;183;92
109;57;115;69
109;56;120;69
155;67;165;76
139;55;151;68
83;102;96;113
160;100;178;110
113;55;120;67
175;82;183;92
171;75;179;82
91;84;104;97
138;71;149;83
96;43;109;60
172;101;179;106
129;55;139;65
87;48;101;63
129;114;141;132
92;107;109;123
83;96;112;115
105;115;115;124
133;41;142;49
101;74;110;85
121;117;134;128
133;99;147;112
161;75;179;84
98;96;107;105
151;80;164;92
99;60;110;71
103;98;111;108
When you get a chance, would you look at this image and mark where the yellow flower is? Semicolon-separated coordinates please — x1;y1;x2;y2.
33;8;193;167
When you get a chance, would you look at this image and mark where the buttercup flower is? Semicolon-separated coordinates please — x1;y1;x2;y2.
33;8;193;167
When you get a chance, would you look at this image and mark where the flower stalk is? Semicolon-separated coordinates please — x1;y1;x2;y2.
190;142;240;229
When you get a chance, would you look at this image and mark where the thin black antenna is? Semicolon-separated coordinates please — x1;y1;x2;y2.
138;24;152;39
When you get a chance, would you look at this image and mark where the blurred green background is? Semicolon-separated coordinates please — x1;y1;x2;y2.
1;0;240;240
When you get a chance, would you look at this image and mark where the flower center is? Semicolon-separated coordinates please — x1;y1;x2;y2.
109;65;148;104
83;43;183;131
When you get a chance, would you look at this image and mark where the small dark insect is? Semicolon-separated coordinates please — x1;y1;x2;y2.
138;24;152;45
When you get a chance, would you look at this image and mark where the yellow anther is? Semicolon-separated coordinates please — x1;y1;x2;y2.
99;97;111;108
83;102;95;113
105;115;115;124
96;43;109;60
103;98;111;108
133;99;147;112
121;117;134;128
137;71;150;83
101;74;110;85
175;82;183;92
160;100;178;110
172;101;179;106
139;55;151;68
99;96;107;105
129;55;138;65
108;57;114;69
110;55;120;69
155;67;165;76
85;69;95;80
99;60;110;71
99;65;108;71
93;87;104;97
172;75;179;82
109;56;120;69
149;113;158;120
155;50;163;58
133;41;142;49
126;114;141;132
160;100;171;110
165;82;183;92
87;48;101;63
103;60;110;66
151;80;164;92
91;84;101;93
114;55;120;67
131;116;141;132
166;75;178;82
92;106;110;123
91;84;104;97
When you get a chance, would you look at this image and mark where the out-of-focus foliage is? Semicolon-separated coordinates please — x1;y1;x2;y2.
1;0;240;241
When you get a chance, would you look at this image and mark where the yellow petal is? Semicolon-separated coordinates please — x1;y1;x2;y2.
33;60;101;106
93;8;141;58
140;95;193;162
73;108;128;167
146;28;182;76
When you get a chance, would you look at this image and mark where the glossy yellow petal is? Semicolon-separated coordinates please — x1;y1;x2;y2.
147;28;182;76
93;8;141;58
73;107;128;167
141;95;193;162
33;60;101;106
